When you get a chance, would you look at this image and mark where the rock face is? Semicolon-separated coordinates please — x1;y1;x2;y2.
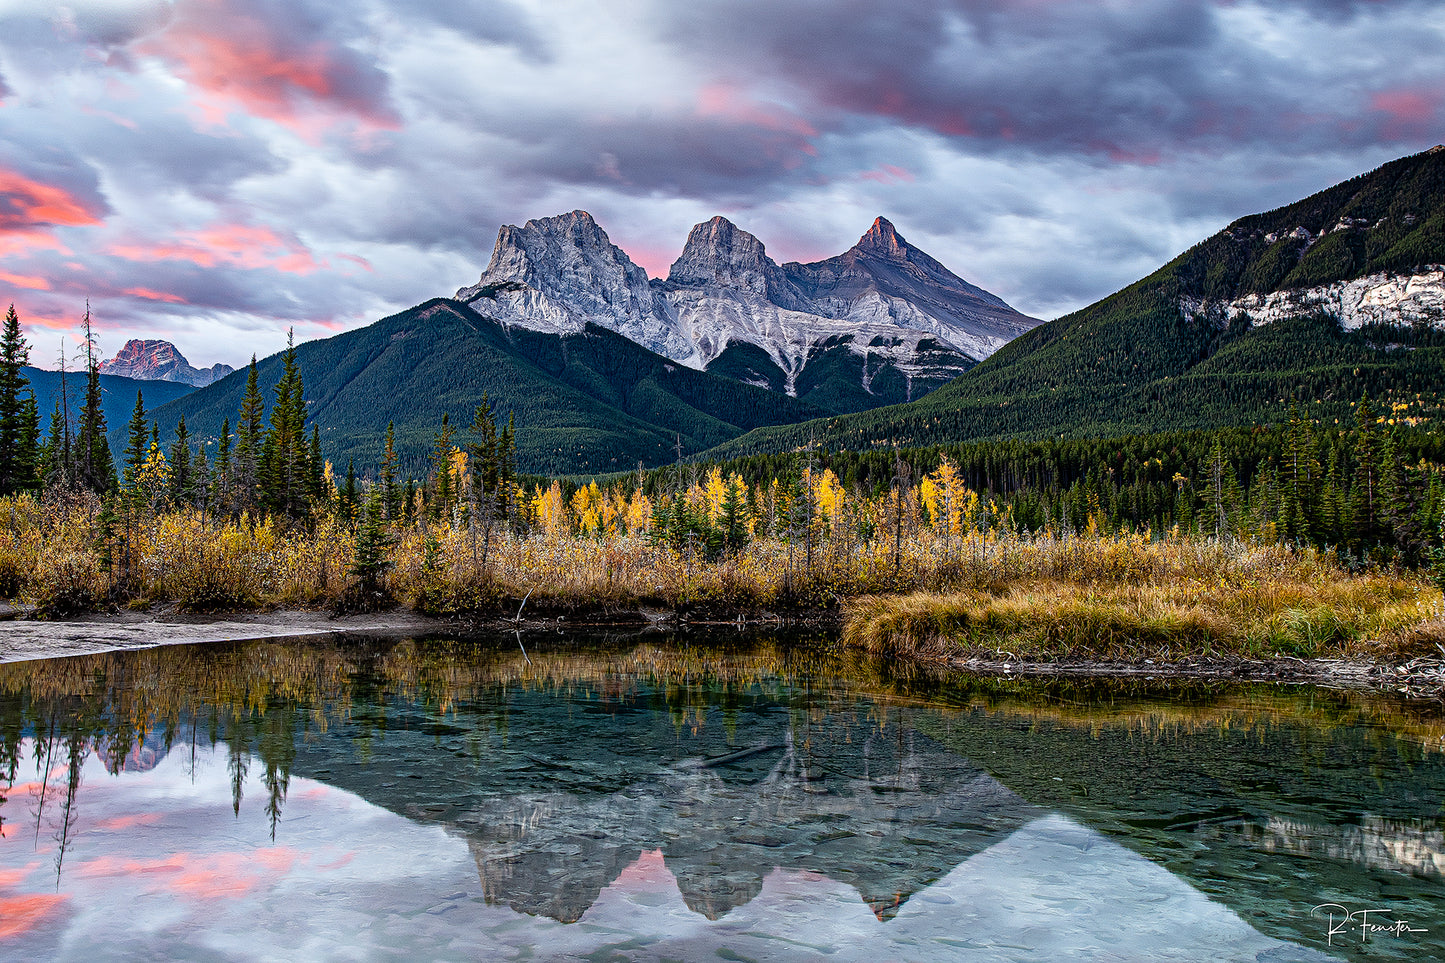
1183;266;1445;331
98;339;235;387
457;212;1041;409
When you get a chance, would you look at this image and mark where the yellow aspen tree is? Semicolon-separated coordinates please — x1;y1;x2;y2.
624;487;651;534
534;480;568;537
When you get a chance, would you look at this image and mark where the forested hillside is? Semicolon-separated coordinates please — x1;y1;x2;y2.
132;299;830;476
705;147;1445;458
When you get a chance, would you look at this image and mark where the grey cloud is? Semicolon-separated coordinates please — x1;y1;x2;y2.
660;0;1445;160
398;0;550;59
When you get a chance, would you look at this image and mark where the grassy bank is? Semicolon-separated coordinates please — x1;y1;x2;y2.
1;493;1442;670
843;541;1444;663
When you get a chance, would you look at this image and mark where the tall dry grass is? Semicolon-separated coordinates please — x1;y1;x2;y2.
0;492;1439;665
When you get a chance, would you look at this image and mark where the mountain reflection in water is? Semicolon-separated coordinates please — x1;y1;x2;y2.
1;631;1441;961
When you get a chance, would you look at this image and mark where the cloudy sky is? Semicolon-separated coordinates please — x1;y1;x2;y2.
0;0;1441;369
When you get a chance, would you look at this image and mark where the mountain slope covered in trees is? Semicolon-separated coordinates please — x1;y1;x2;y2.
29;367;194;435
703;147;1445;459
131;299;831;476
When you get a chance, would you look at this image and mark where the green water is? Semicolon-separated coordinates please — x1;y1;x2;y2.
0;630;1439;961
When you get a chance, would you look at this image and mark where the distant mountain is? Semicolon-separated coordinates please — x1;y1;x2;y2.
457;211;1040;413
99;339;234;387
134;299;830;476
703;146;1445;459
24;366;195;437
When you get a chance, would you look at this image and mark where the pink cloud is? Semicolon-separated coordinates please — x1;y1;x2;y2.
0;169;103;230
0;862;40;888
0;271;52;291
77;848;298;900
93;813;166;832
122;287;188;303
858;164;915;184
107;221;324;274
135;0;399;136
0;893;68;940
697;82;819;140
1370;87;1441;138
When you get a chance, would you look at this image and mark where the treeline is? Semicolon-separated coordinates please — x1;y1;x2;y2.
608;397;1445;567
0;305;115;497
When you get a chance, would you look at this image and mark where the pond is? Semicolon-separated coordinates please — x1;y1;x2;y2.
0;630;1441;961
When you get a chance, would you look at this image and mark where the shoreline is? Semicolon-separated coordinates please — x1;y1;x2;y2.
0;603;1441;700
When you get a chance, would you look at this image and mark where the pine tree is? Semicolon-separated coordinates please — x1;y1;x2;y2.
0;305;38;495
340;459;358;521
16;388;39;494
170;416;192;504
428;412;455;522
234;356;265;511
39;398;66;487
75;305;115;494
350;489;394;596
719;476;750;552
123;391;149;486
380;421;400;520
1347;397;1381;550
260;332;308;519
213;416;232;510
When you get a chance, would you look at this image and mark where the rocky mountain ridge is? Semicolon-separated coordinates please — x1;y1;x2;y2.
457;211;1041;412
98;339;234;387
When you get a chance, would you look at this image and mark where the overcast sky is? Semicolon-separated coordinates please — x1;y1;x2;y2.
0;0;1440;369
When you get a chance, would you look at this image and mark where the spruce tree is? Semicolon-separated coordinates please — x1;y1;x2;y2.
261;333;307;519
75;305;115;494
340;459;358;521
235;356;265;510
0;305;38;495
380;421;400;520
350;489;394;596
428;412;455;522
170;416;192;504
123;391;149;486
214;416;232;510
1347;397;1381;550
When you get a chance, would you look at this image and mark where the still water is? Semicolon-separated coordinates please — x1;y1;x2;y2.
0;631;1441;961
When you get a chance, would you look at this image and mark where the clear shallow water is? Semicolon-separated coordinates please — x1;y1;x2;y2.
0;631;1440;961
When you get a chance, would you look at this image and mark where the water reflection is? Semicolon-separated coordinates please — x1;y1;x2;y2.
1;631;1441;961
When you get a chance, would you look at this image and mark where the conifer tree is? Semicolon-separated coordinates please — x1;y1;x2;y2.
16;388;39;494
428;412;455;522
307;425;324;503
1347;397;1381;549
380;421;400;520
235;356;265;510
260;332;308;519
123;391;149;486
0;305;38;495
170;416;192;504
75;305;115;494
213;417;232;510
340;459;358;521
350;489;394;596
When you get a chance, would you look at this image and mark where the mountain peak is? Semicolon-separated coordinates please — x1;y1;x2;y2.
667;215;778;291
856;216;907;257
98;339;233;387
